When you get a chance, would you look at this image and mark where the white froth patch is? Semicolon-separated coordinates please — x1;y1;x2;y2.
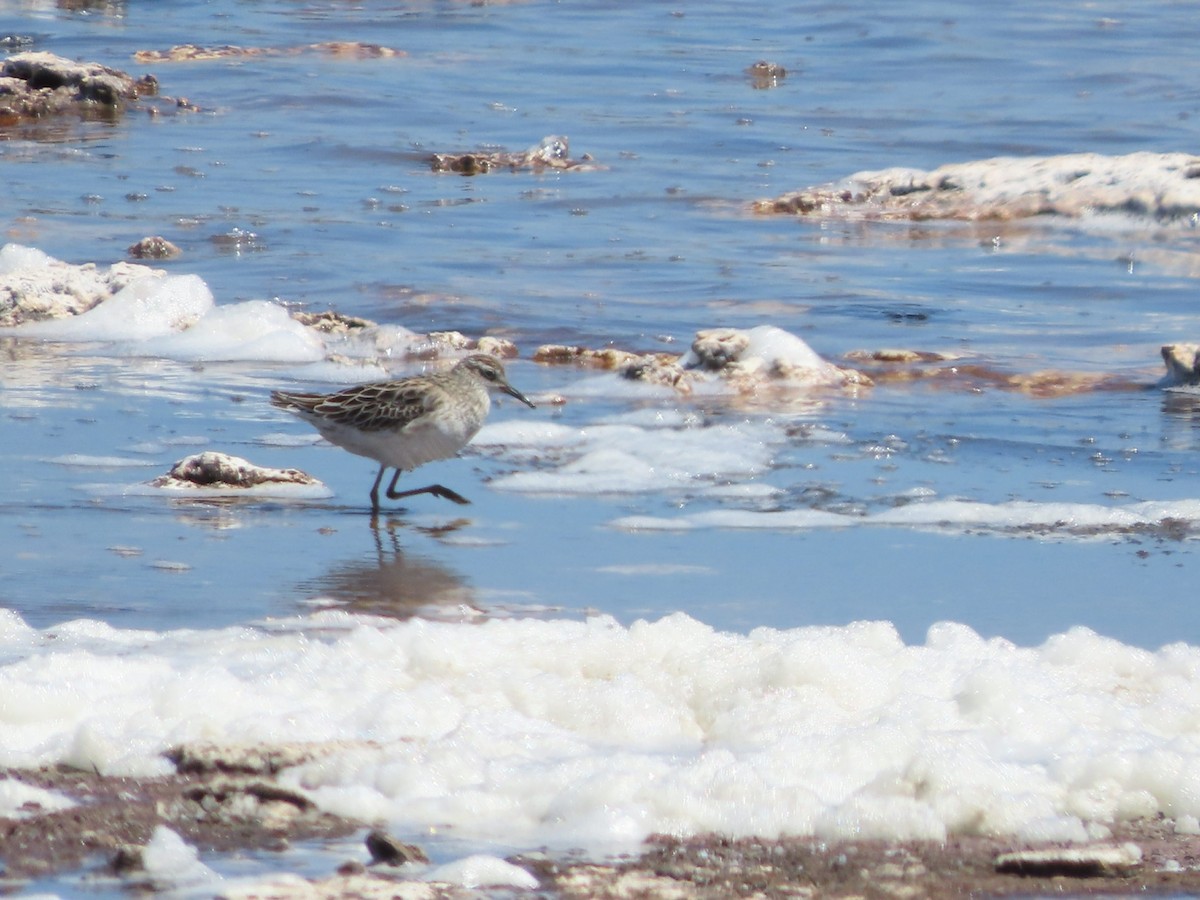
597;563;716;576
0;778;75;819
47;454;160;468
681;324;832;376
483;415;779;496
141;826;223;890
0;243;57;273
615;497;1200;538
424;855;539;889
0;246;429;367
4;607;1200;849
15;273;214;341
139;299;325;363
123;478;333;501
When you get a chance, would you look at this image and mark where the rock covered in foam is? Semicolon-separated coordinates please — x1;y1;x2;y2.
756;151;1200;222
535;325;869;394
0;244;165;326
1161;343;1200;387
682;326;870;388
0;245;521;366
151;451;320;492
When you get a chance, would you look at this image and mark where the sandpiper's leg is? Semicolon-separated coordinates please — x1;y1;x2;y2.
369;464;388;510
386;469;403;496
386;482;471;505
384;469;470;505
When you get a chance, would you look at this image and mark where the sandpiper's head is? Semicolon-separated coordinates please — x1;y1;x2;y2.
459;354;536;408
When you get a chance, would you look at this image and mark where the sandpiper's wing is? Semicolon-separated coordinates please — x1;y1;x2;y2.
271;378;443;432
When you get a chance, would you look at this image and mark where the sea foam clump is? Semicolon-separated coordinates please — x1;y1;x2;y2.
2;608;1200;849
0;245;430;366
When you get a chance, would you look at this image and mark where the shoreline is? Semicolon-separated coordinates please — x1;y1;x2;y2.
5;763;1200;898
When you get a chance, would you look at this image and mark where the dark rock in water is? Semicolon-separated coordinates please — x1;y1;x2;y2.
0;51;157;121
127;236;181;260
365;829;429;866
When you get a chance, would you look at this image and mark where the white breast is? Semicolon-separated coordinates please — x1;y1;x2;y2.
307;390;490;472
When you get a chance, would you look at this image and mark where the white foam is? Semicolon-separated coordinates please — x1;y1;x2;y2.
15;273;214;341
121;478;334;501
680;324;841;382
0;246;420;368
614;497;1200;537
46;454;160;469
424;854;539;889
0;778;75;819
486;416;780;496
138;299;325;363
140;826;223;890
4;608;1200;850
0;243;56;273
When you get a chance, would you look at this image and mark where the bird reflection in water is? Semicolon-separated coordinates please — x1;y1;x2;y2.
299;516;479;620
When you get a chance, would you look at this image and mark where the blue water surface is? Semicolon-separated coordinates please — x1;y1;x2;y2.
0;0;1198;650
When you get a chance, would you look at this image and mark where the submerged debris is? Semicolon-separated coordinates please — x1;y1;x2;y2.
745;59;787;88
133;42;404;62
429;135;598;174
844;346;1155;397
755;151;1200;222
150;451;319;491
0;51;157;122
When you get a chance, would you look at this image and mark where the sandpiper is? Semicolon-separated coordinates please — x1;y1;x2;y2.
270;354;535;510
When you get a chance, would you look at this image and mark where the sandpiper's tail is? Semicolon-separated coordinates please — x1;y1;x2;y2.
270;389;325;414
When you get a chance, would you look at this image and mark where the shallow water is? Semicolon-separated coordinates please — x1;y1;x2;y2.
4;0;1200;892
2;0;1198;646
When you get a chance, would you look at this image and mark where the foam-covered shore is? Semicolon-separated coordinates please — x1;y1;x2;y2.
4;607;1200;853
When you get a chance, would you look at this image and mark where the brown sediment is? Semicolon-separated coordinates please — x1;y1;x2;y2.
528;824;1200;899
0;754;360;880
5;758;1200;899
